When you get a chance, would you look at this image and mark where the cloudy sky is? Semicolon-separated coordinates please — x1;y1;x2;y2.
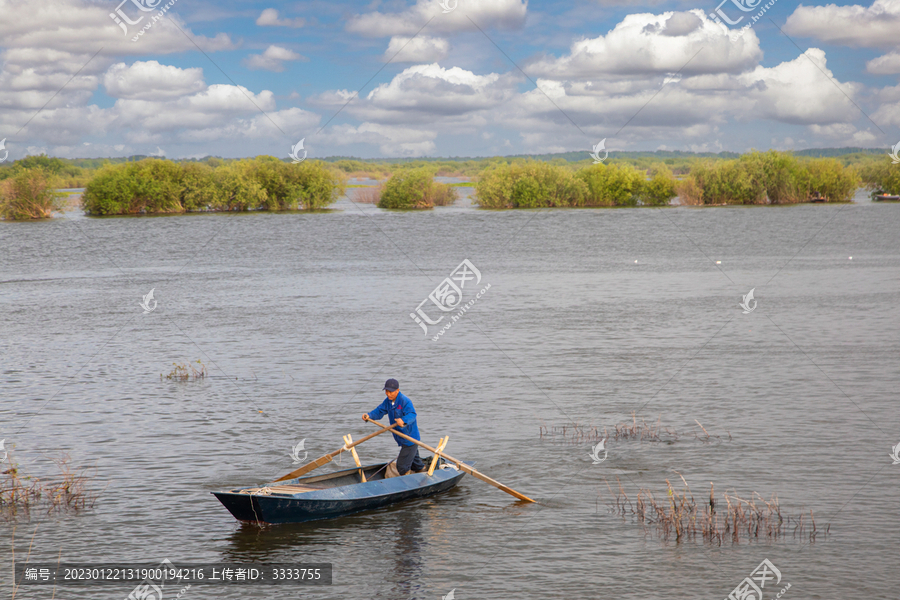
0;0;898;160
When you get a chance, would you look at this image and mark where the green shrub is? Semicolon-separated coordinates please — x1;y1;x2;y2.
578;163;652;206
690;160;766;205
212;163;268;211
637;164;677;206
857;159;900;195
83;159;182;214
237;156;302;210
475;161;586;208
82;157;345;215
83;163;142;215
133;159;184;212
428;182;458;206
741;150;805;204
378;168;440;209
286;160;347;209
802;158;858;202
180;163;219;211
0;168;63;220
685;151;860;204
230;157;346;210
476;161;673;208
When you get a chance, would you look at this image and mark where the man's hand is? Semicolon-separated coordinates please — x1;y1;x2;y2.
362;414;369;422
395;418;405;428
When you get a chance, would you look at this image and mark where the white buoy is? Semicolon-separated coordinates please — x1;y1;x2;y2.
849;257;852;260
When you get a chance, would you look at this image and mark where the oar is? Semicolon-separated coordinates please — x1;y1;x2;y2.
366;420;535;503
273;423;397;482
343;434;367;483
427;436;449;477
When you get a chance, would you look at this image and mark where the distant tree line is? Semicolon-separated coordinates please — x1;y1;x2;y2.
0;154;88;187
323;147;891;180
1;149;897;220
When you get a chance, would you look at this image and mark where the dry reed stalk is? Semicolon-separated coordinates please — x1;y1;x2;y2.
602;477;825;545
695;419;710;440
352;185;382;204
10;525;38;600
540;413;724;445
162;360;207;381
51;547;61;599
1;453;96;521
675;177;703;205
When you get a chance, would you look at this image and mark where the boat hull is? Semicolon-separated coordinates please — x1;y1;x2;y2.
212;462;468;524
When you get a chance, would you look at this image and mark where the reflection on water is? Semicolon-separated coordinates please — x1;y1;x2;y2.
383;508;425;600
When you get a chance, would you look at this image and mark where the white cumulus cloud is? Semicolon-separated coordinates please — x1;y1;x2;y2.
0;0;233;56
784;0;900;49
112;85;278;134
866;52;900;75
243;46;306;72
346;0;527;37
326;122;437;157
104;61;206;100
256;8;305;28
0;0;235;138
310;63;517;122
526;10;762;77
737;49;859;125
359;64;517;122
384;36;450;63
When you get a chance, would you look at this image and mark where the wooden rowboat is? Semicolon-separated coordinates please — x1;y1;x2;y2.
872;192;900;201
212;457;469;524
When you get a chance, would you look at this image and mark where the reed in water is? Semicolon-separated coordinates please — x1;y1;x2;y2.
0;453;97;520
539;413;730;444
602;475;828;544
162;360;208;381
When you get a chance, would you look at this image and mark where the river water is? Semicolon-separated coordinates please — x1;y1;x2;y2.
1;188;898;599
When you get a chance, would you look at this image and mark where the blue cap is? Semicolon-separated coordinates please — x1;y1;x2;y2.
383;378;399;391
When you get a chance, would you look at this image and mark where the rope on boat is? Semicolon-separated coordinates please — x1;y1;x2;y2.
238;486;274;496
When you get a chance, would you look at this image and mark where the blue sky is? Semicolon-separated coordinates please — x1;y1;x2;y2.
0;0;898;160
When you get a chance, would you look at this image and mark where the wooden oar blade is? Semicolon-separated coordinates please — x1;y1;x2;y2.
457;464;535;503
365;420;536;503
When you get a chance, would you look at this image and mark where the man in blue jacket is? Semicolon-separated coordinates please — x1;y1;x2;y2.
363;378;425;475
